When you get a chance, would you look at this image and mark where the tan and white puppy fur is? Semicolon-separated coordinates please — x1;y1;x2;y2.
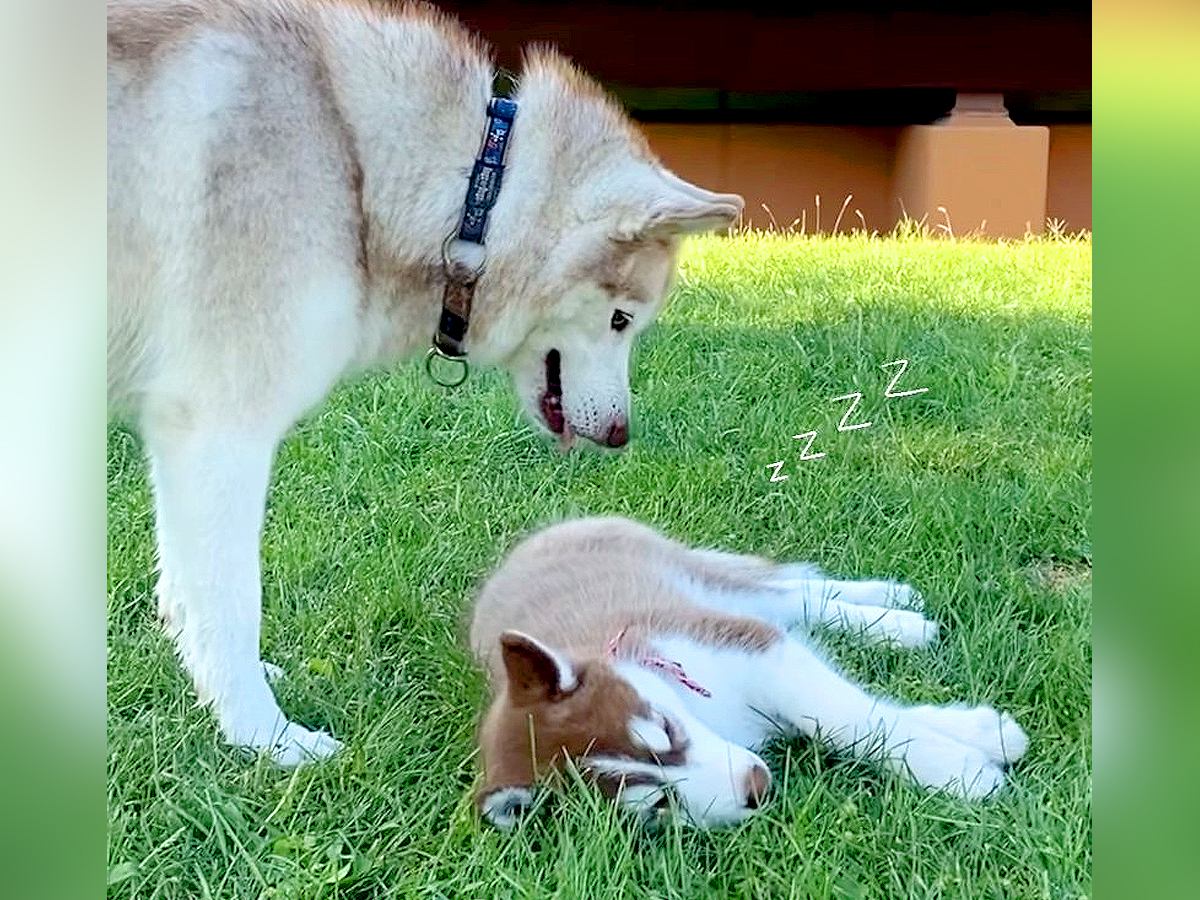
108;0;743;765
471;518;1028;829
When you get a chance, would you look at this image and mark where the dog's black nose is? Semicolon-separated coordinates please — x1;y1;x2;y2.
603;420;629;448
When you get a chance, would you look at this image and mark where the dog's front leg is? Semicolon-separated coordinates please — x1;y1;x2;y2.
146;421;342;766
766;637;1022;798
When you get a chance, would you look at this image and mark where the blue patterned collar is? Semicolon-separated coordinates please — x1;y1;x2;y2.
426;96;518;387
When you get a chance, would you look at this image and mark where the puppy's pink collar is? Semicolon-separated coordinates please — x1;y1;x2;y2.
606;628;712;699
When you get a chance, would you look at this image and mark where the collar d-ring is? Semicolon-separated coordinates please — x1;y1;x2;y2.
425;345;470;388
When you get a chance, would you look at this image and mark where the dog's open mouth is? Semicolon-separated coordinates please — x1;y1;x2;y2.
538;349;573;447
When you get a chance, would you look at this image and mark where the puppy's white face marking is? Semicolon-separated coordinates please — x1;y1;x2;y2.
628;716;673;755
602;664;770;828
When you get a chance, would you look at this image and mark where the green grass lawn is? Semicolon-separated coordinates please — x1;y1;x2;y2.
107;232;1092;899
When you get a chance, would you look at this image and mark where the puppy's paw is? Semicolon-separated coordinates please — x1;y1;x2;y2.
900;728;1008;799
836;579;924;611
263;723;344;767
890;610;939;648
878;581;924;611
861;608;939;648
912;705;1029;766
967;709;1028;766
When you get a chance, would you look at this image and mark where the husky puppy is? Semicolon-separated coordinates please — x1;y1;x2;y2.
471;518;1028;829
108;0;743;764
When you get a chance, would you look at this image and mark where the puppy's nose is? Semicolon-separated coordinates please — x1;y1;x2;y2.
743;764;771;809
603;419;629;448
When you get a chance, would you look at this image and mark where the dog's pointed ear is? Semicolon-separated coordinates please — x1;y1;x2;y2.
617;169;744;240
499;631;577;705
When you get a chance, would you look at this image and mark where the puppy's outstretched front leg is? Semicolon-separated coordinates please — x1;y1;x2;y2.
764;637;1019;798
147;419;341;766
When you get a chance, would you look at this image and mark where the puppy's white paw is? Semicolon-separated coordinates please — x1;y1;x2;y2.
895;583;924;612
912;705;1029;766
261;661;285;683
991;712;1029;764
878;581;923;611
939;757;1007;800
963;709;1028;765
836;580;924;611
868;609;939;648
899;728;1007;799
260;723;344;768
894;610;939;648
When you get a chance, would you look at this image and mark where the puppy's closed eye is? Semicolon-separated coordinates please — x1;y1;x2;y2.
629;716;673;755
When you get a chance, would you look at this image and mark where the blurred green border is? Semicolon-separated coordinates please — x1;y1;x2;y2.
1095;1;1200;896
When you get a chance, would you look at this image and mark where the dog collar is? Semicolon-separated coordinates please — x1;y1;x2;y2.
425;94;518;387
606;628;713;699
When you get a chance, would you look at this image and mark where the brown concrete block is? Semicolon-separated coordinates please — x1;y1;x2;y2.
1047;124;1092;232
721;125;899;232
892;94;1049;237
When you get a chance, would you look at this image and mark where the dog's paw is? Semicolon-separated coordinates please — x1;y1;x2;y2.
860;608;939;648
835;579;924;611
230;718;343;767
262;723;344;767
912;705;1029;766
261;661;286;683
898;727;1008;799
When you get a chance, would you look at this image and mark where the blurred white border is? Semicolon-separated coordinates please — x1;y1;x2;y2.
0;0;104;896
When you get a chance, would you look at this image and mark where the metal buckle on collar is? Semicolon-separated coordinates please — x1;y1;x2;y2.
441;230;486;280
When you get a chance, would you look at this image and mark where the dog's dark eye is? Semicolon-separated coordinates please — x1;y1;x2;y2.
610;309;632;332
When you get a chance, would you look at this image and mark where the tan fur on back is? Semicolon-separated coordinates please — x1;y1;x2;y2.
471;518;781;688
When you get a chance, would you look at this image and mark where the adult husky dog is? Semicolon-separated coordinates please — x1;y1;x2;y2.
108;0;743;764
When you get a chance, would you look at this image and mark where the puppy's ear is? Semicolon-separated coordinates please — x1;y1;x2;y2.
477;782;536;830
617;169;744;240
499;631;577;705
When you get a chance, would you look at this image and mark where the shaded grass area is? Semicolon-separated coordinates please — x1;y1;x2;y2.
107;232;1091;898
